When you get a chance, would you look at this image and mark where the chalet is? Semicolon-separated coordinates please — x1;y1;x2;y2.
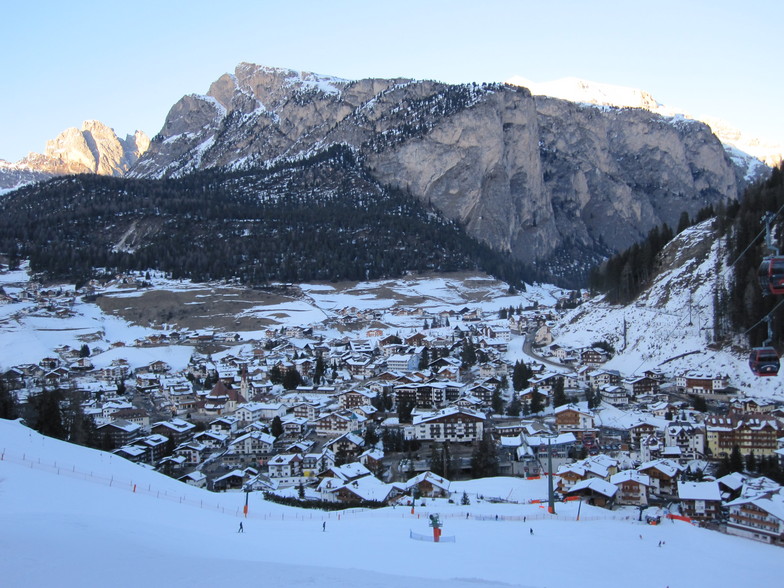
302;451;335;478
677;481;722;522
600;384;629;407
281;415;309;437
730;398;777;415
173;441;208;466
193;429;229;450
637;459;684;497
289;402;320;421
336;389;376;409
318;462;373;485
212;468;256;491
234;402;286;424
146;360;171;374
628;421;662;450
1;367;25;390
102;399;134;419
228;431;276;460
113;444;147;463
664;421;706;459
111;408;150;430
324;432;365;460
407;406;485;443
98;360;130;381
405;333;427;347
97;419;141;447
314;410;367;436
676;372;730;396
394;382;457;409
209;416;239;435
554;405;598;447
323;475;401;504
628;375;660;396
345;357;375;379
359;448;385;475
405;471;451;498
179;471;208;488
150;418;196;445
610;470;651;506
588;369;621;388
555;405;595;431
566;478;618;508
555;455;619;493
581;348;609;365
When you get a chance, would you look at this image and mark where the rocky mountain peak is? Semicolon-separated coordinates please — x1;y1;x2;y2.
0;121;149;191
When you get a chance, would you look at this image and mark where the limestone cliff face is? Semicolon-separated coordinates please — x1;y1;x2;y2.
1;121;149;190
132;63;746;272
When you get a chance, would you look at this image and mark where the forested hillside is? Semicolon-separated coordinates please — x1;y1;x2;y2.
0;146;537;288
589;163;784;349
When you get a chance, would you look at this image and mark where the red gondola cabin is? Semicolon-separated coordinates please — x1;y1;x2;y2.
749;346;780;377
758;257;784;295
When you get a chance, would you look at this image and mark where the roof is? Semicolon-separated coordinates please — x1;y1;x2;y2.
412;406;485;425
328;475;400;502
638;458;684;478
610;470;651;486
569;478;618;498
677;481;721;501
405;471;451;491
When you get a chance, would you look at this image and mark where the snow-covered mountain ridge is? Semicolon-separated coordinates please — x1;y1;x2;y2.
506;75;782;171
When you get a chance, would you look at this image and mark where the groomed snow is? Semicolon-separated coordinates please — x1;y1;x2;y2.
1;419;779;588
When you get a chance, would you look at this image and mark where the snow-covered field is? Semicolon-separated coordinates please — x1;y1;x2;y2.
0;268;562;372
1;418;780;588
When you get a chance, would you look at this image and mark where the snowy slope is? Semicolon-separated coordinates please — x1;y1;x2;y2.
552;221;784;401
1;418;780;588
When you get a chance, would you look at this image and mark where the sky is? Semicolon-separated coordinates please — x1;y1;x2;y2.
0;0;782;162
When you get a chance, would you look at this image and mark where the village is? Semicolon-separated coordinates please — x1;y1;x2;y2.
2;271;784;548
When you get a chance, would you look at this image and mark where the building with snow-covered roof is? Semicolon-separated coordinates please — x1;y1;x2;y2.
726;487;784;545
610;470;651;506
407;406;485;443
677;481;722;521
404;471;451;498
566;478;618;508
637;459;684;497
705;413;781;458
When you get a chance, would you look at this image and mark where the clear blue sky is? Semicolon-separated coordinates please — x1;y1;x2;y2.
1;0;781;162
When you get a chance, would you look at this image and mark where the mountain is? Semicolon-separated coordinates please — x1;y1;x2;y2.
0;120;149;192
0;147;536;287
130;63;749;283
506;75;781;172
